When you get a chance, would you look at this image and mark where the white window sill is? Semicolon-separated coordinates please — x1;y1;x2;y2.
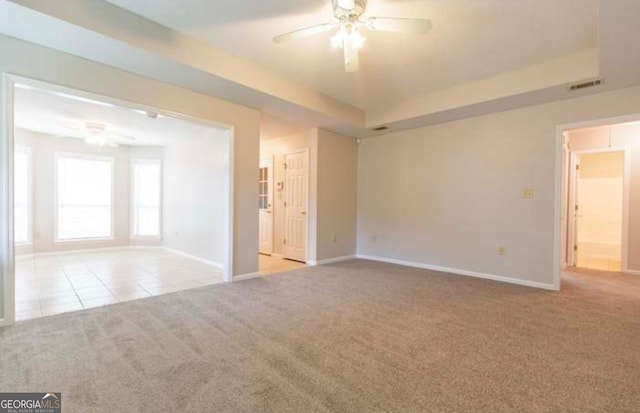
130;235;162;240
54;237;115;244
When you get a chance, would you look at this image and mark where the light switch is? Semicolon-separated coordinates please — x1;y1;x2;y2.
522;189;535;199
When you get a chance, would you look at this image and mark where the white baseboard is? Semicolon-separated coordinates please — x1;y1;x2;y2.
356;254;558;291
233;272;260;282
624;269;640;276
16;246;224;270
308;255;356;266
16;246;131;260
161;247;223;269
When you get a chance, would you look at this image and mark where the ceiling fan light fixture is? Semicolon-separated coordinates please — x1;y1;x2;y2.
330;24;365;49
273;0;431;72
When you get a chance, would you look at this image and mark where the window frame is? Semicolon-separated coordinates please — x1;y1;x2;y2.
54;152;116;243
130;158;163;239
14;145;32;246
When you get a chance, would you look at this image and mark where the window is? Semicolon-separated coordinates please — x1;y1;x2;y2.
132;160;161;237
14;147;31;244
57;154;113;240
259;166;268;209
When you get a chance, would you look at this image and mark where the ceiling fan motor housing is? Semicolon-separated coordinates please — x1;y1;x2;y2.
332;0;367;19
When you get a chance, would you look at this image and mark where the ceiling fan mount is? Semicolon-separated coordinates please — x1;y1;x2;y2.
273;0;431;72
332;0;367;19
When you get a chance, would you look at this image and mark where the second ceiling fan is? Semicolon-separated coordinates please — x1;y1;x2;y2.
273;0;432;72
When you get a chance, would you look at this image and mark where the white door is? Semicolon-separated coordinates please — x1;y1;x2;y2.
258;159;273;255
283;151;307;262
573;151;624;271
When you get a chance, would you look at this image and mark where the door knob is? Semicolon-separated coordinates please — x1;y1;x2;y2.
301;211;307;215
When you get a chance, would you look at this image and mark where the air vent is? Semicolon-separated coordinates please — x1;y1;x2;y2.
372;126;389;131
570;79;603;91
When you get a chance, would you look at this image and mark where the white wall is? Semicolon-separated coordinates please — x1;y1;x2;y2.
163;129;228;265
358;85;640;289
14;128;227;266
15;129;133;254
568;122;640;271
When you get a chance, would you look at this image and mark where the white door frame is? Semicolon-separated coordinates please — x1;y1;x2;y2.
567;147;630;269
0;73;235;326
258;157;274;255
283;149;310;263
554;113;640;290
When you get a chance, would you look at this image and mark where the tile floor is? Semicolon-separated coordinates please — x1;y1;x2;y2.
576;256;622;272
258;254;306;275
15;249;224;321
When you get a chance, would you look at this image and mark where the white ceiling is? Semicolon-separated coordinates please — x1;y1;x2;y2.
14;85;223;146
104;0;598;110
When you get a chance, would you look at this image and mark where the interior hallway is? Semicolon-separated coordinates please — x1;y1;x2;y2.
258;254;306;275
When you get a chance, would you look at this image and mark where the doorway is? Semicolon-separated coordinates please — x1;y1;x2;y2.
568;150;625;271
1;75;234;325
556;118;639;289
257;136;309;275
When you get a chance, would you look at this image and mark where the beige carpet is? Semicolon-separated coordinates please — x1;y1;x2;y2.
1;260;640;412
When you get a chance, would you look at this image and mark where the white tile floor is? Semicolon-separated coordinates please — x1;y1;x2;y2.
576;256;622;272
15;248;224;321
258;254;306;275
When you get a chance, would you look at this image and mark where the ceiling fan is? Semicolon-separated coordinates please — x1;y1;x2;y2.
273;0;432;72
59;121;136;147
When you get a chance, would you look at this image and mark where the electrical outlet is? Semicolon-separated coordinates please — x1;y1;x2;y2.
332;234;337;243
522;189;535;199
498;246;507;256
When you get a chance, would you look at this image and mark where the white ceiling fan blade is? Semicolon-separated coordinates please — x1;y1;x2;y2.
273;23;337;44
365;17;432;34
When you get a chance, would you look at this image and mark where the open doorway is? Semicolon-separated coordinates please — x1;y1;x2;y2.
257;130;310;275
4;77;233;322
568;150;625;271
559;118;639;285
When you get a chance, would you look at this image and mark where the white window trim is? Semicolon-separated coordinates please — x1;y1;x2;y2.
130;158;163;240
54;151;116;243
14;145;32;246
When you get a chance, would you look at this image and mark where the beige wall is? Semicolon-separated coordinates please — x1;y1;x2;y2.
0;34;260;319
358;85;640;288
316;129;357;261
568;122;640;270
163;129;228;265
